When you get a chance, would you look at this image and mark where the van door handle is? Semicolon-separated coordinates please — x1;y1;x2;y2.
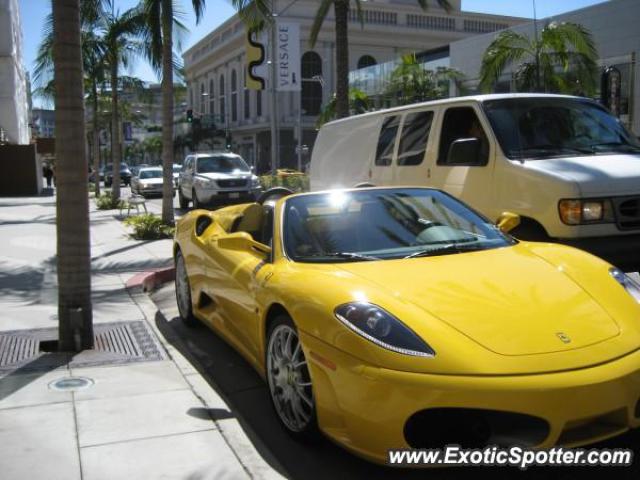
427;168;431;178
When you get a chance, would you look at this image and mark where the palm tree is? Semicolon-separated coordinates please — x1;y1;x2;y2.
52;0;94;351
235;1;450;119
478;21;598;95
141;0;201;226
34;3;107;196
316;87;371;127
101;2;146;201
385;54;464;106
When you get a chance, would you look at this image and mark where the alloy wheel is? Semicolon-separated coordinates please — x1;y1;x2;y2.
267;323;314;433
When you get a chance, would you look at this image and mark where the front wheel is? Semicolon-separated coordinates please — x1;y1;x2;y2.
175;251;198;327
178;188;189;209
192;189;202;209
266;315;318;440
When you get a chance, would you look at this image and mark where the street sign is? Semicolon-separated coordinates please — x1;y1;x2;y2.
276;22;300;92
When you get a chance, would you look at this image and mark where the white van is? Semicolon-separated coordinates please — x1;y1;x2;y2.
310;93;640;263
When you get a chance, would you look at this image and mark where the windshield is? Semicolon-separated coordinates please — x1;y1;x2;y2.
283;189;513;262
483;98;640;160
196;155;249;173
139;170;162;179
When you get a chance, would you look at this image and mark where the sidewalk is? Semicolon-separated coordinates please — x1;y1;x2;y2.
0;193;284;480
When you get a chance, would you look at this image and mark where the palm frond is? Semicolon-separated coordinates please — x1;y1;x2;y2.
309;0;333;47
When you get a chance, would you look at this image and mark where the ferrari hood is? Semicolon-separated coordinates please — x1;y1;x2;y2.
335;245;620;356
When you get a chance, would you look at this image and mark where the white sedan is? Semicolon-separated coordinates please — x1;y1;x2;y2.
131;167;172;197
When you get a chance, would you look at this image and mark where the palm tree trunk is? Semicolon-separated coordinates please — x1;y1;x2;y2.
110;65;121;199
52;0;94;352
92;80;101;196
334;0;350;119
161;0;175;225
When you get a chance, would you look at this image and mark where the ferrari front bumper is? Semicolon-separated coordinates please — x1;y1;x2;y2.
303;333;640;465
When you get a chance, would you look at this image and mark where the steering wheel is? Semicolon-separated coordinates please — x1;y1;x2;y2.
257;187;294;206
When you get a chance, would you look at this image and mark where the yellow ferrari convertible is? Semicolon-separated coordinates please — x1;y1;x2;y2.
173;187;640;464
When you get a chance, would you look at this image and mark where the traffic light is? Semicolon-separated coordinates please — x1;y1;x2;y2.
186;109;193;123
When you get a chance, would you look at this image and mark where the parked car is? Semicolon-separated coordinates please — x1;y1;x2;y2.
310;94;640;265
130;167;170;197
178;152;262;209
174;186;640;464
172;163;182;188
104;163;132;187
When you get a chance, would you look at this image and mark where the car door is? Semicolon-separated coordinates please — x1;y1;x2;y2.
428;103;496;217
202;205;273;365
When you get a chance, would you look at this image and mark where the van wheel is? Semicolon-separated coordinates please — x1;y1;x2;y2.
510;218;550;242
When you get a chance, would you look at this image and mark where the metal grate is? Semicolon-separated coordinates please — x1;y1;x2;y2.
615;196;640;230
0;334;39;367
217;179;247;188
0;321;166;374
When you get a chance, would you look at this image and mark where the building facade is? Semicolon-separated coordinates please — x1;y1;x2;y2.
32;108;55;138
183;0;524;173
0;0;29;144
449;0;640;135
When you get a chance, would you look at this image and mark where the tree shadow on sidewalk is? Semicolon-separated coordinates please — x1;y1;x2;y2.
0;352;71;404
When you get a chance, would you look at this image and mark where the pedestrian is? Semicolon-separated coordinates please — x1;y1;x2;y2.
44;164;53;188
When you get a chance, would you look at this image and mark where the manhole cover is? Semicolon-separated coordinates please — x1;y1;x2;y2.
48;377;94;391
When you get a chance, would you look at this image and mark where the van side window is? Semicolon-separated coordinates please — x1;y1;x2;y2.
398;111;434;166
375;116;400;166
437;107;489;166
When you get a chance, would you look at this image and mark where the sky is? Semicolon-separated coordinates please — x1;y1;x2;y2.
21;0;607;104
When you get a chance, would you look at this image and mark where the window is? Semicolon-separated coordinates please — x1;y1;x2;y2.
244;89;250;119
209;79;215;115
231;69;238;122
437;107;489;166
219;75;226;121
357;55;377;69
200;83;205;114
375;116;400;166
256;90;262;117
397;111;433;166
301;51;323;116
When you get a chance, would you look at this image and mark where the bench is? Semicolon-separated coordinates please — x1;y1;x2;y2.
120;194;147;217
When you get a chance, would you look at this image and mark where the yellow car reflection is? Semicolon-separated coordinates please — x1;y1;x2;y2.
173;187;640;464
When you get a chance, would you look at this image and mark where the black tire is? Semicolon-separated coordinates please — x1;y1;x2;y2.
178;189;189;209
266;314;318;441
192;189;202;209
175;251;198;327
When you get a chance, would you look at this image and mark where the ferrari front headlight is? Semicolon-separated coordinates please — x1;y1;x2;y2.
610;267;640;303
334;302;435;357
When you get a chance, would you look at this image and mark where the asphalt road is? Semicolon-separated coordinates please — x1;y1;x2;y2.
149;283;640;480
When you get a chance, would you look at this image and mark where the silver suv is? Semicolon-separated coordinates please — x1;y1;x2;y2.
178;152;262;209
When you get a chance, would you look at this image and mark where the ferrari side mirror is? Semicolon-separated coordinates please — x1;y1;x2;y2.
496;211;520;234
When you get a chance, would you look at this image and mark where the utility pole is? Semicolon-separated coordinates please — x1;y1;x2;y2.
269;13;278;175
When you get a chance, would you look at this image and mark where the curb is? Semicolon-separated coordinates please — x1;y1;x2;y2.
125;266;175;292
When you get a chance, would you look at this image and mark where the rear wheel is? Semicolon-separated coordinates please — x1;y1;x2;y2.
266;315;318;440
175;251;198;327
